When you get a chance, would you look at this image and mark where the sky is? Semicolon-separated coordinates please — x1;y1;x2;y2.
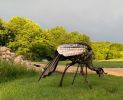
0;0;123;43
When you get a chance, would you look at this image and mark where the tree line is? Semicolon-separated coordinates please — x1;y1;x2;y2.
0;16;123;60
92;42;123;60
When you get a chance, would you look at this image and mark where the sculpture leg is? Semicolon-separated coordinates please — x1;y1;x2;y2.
72;64;79;85
80;64;84;76
38;61;52;81
84;65;92;89
38;55;60;81
80;65;88;82
59;62;75;86
84;66;87;82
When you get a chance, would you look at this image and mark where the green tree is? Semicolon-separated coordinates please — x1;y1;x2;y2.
47;27;90;48
107;43;123;59
4;16;55;60
92;42;111;60
4;16;42;52
0;16;91;61
0;18;11;46
92;42;123;60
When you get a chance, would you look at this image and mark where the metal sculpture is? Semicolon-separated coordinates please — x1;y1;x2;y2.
39;43;106;87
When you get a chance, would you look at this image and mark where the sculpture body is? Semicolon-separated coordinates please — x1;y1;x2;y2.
39;43;106;86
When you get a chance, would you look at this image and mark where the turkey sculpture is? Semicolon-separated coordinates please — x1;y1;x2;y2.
39;43;106;86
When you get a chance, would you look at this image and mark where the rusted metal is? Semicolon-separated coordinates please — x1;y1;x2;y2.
39;43;106;87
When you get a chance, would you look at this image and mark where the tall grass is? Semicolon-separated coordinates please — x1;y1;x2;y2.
0;60;37;83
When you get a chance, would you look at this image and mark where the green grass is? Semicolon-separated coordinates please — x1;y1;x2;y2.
42;60;123;68
1;60;123;100
0;73;123;100
0;60;36;83
93;60;123;68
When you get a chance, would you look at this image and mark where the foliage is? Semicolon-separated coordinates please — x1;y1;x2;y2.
0;18;11;46
1;16;123;60
29;42;54;60
0;18;4;27
92;42;123;60
4;16;42;51
0;16;90;60
47;27;90;48
108;43;123;59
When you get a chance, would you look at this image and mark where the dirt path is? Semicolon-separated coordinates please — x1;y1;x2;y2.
36;64;123;77
57;66;123;77
103;68;123;76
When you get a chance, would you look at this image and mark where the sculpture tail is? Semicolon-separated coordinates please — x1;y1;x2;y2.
38;53;61;81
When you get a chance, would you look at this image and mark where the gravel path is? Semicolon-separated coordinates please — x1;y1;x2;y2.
36;64;123;77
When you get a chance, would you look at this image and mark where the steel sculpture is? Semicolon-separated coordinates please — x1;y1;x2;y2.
39;43;107;87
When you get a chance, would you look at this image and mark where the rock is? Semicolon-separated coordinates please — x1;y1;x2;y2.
0;46;44;72
0;46;11;52
6;50;11;55
14;55;25;64
10;53;16;58
0;46;16;61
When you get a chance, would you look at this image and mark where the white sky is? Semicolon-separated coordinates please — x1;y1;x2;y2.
0;0;123;42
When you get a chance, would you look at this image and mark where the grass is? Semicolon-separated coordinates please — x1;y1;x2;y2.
0;72;123;100
1;60;123;100
41;60;123;68
93;60;123;68
0;60;36;83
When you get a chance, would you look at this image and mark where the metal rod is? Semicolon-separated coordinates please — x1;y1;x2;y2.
72;64;79;85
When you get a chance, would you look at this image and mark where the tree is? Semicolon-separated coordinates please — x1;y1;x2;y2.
92;42;111;60
4;16;55;60
0;16;91;61
92;42;123;60
70;32;90;44
0;18;10;46
4;16;42;52
0;18;5;45
107;43;123;59
47;27;90;48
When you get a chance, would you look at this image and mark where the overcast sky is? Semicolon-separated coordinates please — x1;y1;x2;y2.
0;0;123;43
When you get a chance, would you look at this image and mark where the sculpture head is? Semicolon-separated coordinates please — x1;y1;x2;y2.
96;67;107;77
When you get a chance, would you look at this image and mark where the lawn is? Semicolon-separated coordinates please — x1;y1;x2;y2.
93;60;123;68
1;61;123;100
0;73;123;100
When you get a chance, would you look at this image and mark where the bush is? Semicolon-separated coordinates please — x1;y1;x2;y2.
29;43;54;61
